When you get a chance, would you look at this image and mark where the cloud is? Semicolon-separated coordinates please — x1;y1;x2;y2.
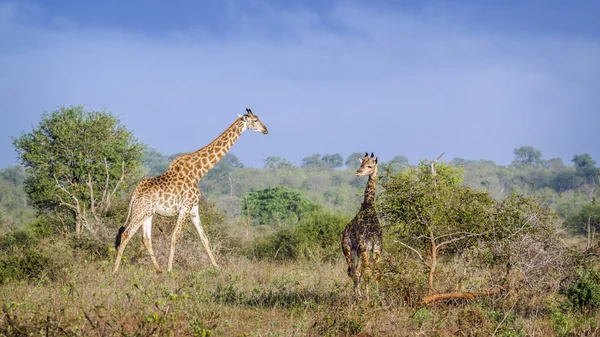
0;1;598;169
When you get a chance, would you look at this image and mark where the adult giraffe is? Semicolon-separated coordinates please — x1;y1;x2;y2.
113;109;268;274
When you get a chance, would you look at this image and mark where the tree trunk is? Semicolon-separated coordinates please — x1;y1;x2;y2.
427;231;437;296
75;211;82;233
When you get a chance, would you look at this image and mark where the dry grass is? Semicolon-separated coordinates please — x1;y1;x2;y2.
0;232;598;336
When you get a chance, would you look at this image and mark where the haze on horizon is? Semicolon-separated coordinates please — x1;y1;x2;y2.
1;0;598;169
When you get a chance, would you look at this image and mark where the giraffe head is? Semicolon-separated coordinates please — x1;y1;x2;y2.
238;108;268;134
356;152;378;177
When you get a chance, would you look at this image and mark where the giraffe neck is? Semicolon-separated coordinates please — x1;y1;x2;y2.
361;169;378;208
169;118;245;182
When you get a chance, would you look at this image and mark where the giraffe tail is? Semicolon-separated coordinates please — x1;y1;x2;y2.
115;190;137;250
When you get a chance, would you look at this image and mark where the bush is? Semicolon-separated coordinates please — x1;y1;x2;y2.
563;267;600;315
0;230;74;284
248;209;349;261
242;186;321;225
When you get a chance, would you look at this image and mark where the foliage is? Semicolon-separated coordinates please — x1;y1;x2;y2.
563;267;600;315
573;153;598;180
0;231;72;284
12;106;144;233
512;146;544;167
249;208;348;260
0;166;35;230
345;152;364;169
241;186;321;225
321;154;343;169
301;154;343;170
379;162;489;254
565;202;600;235
379;161;564;301
263;156;293;170
142;148;171;177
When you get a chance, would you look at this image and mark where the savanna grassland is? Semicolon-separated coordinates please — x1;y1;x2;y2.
1;107;599;336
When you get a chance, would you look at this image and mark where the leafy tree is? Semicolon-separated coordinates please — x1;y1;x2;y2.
12;106;144;234
512;146;544;167
142;148;171;177
204;153;244;179
566;202;600;236
379;161;558;304
241;186;321;225
546;158;565;171
0;166;34;229
384;155;410;173
573;154;598;179
390;155;409;167
301;154;327;170
264;156;294;170
345;152;364;169
451;157;469;166
322;154;343;169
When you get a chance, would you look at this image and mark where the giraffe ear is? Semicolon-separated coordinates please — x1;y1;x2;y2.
237;114;243;118
358;158;364;164
375;157;378;164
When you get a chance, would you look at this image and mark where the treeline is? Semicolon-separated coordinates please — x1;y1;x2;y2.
1;145;598;237
135;146;599;235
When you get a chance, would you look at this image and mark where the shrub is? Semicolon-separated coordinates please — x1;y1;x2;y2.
248;209;348;261
242;186;321;225
563;267;600;315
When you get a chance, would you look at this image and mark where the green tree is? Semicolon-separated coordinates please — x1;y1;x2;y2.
0;166;34;228
379;161;557;303
142;148;171;177
322;154;343;169
512;146;544;167
301;154;327;170
566;202;600;236
546;158;565;171
12;106;144;234
573;154;598;179
241;186;320;225
204;153;244;179
385;155;410;172
345;152;364;169
264;156;294;170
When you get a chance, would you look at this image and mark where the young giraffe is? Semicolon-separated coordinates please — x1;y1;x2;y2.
342;152;382;298
113;109;268;274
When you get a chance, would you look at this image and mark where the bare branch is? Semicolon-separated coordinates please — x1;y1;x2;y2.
105;160;126;212
395;240;430;267
435;231;487;241
436;232;486;251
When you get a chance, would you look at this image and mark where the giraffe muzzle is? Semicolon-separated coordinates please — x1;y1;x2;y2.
261;127;269;134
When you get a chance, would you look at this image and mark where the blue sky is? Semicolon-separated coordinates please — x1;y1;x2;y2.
1;0;598;169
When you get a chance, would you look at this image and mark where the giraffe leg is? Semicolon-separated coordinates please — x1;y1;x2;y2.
372;240;382;295
167;209;188;272
190;205;218;268
113;213;149;274
341;228;353;277
141;215;162;273
350;247;361;297
359;238;372;300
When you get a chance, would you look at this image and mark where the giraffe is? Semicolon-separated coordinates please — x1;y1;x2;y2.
341;152;382;299
113;109;268;274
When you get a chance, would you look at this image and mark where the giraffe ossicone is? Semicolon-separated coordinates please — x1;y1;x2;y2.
113;109;268;274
